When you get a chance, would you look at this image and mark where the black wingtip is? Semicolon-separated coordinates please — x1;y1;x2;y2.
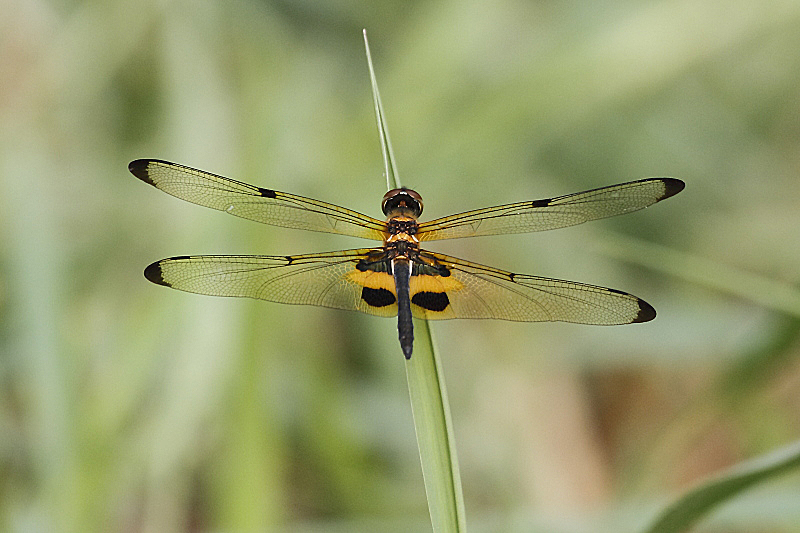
633;299;656;323
660;178;685;201
129;159;155;185
144;261;169;286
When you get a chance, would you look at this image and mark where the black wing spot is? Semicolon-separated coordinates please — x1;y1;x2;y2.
633;299;656;323
144;261;168;286
411;291;450;312
530;199;550;208
129;159;156;186
258;187;277;198
362;287;396;308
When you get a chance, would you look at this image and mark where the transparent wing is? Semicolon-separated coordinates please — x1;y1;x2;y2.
144;249;398;317
409;251;655;324
130;159;388;241
144;248;654;324
417;178;684;241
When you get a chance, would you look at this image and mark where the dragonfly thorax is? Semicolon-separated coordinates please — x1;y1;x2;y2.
387;217;419;236
390;239;416;258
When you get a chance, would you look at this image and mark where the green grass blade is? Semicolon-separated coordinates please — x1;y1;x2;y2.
643;439;800;533
363;30;466;532
363;29;400;190
406;321;466;532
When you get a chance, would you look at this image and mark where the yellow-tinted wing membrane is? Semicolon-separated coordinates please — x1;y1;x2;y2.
417;178;684;241
409;252;654;324
130;159;387;240
144;249;398;317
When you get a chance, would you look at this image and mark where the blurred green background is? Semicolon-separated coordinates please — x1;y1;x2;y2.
2;0;800;531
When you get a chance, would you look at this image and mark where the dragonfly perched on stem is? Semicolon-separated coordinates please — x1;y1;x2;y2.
131;159;684;358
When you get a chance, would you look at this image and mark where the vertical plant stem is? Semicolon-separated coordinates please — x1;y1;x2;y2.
405;321;467;531
363;30;466;532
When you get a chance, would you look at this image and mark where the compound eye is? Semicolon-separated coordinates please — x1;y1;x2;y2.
382;188;423;217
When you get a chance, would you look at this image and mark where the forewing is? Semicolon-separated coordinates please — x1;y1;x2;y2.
144;249;399;317
417;178;684;241
130;159;387;241
409;252;654;324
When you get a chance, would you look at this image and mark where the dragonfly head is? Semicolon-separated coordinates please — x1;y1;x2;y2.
382;188;423;218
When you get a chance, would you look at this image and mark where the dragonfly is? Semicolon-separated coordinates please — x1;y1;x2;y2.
130;159;684;359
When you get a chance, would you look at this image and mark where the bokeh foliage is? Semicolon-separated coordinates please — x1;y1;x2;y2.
2;0;800;531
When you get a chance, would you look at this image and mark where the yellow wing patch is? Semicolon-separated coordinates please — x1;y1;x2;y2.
345;269;395;291
345;268;466;319
409;273;464;294
346;268;465;293
409;274;464;319
344;269;397;317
